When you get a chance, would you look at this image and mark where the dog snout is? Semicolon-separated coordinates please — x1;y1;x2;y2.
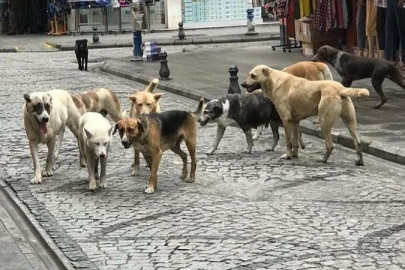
42;116;49;123
121;140;130;149
100;153;106;158
241;81;248;88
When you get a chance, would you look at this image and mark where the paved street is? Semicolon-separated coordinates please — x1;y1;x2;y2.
1;45;405;270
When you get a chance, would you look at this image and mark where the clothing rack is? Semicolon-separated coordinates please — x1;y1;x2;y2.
271;14;301;53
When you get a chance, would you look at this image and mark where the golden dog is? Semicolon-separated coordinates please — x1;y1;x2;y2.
242;65;369;165
128;78;163;176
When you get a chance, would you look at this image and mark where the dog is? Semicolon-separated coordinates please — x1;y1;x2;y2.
199;92;305;155
242;64;370;165
71;88;123;123
247;61;334;140
313;45;405;109
78;112;114;190
23;90;82;184
128;78;163;176
75;39;88;71
113;99;203;194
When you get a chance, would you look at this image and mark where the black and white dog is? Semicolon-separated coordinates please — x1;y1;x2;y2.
75;39;88;71
199;92;304;155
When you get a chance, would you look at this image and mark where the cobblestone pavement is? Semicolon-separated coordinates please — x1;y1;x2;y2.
1;46;405;270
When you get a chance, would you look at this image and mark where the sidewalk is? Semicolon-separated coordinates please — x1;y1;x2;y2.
100;41;405;165
0;189;47;270
0;24;279;52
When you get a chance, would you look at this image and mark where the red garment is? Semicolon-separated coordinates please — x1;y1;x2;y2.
314;0;328;31
336;0;343;28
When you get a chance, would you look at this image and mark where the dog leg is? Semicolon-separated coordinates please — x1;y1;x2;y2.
29;141;42;184
242;128;254;153
54;125;65;161
341;100;364;166
371;76;387;109
84;54;88;71
267;121;279;151
95;159;100;180
281;118;293;159
78;133;87;168
171;142;188;180
299;132;305;149
86;155;97;191
291;122;300;158
99;155;108;189
206;126;226;155
341;78;353;87
185;137;197;183
145;151;162;194
76;54;82;70
319;120;334;163
132;150;140;176
253;125;263;140
43;137;56;177
143;154;152;170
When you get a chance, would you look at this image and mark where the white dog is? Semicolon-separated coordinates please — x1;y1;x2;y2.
78;112;113;190
23;90;81;184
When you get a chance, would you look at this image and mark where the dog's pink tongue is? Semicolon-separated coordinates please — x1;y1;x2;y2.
40;123;48;134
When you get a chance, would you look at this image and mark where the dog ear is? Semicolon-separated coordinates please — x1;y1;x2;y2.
47;94;52;103
84;128;92;139
153;93;163;101
128;95;137;103
23;94;31;103
84;39;88;44
262;67;270;76
112;123;119;135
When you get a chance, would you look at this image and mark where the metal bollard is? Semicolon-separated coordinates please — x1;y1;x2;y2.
92;26;100;43
228;66;241;94
245;8;258;36
178;22;186;40
159;52;171;80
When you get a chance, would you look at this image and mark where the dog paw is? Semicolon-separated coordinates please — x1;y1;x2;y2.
42;170;53;177
89;182;97;191
30;176;42;184
99;181;108;189
131;170;139;176
280;153;291;160
184;177;195;183
205;149;215;155
242;148;252;154
312;119;320;124
266;147;275;152
252;136;259;141
355;160;364;166
144;187;155;194
180;173;188;180
95;173;100;180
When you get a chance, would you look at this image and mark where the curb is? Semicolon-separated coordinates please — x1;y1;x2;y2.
0;47;18;53
100;61;405;166
46;34;280;51
0;181;74;270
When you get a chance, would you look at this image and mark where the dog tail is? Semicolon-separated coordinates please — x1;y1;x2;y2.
339;87;370;99
190;98;204;121
145;78;160;93
321;65;334;81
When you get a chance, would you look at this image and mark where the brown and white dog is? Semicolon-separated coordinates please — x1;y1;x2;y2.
23;90;82;184
248;61;334;140
113;99;203;194
242;65;369;165
128;78;163;176
71;88;122;123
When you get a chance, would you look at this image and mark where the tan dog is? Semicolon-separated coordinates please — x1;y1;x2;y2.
71;88;122;122
128;78;163;176
251;61;333;140
113;100;203;194
242;65;369;165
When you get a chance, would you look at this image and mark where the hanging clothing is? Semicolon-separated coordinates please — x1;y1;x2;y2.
314;0;328;32
299;0;311;17
356;0;367;50
366;0;377;37
342;0;348;28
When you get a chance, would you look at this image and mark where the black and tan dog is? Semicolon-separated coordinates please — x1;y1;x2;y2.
313;45;405;109
114;100;203;194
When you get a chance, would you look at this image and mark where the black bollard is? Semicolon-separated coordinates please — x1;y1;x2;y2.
92;26;100;43
228;66;241;94
159;52;171;80
178;22;186;40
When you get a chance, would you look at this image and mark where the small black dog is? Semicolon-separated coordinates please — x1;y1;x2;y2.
75;39;88;71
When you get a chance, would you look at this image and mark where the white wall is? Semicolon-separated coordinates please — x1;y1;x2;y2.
165;0;182;29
